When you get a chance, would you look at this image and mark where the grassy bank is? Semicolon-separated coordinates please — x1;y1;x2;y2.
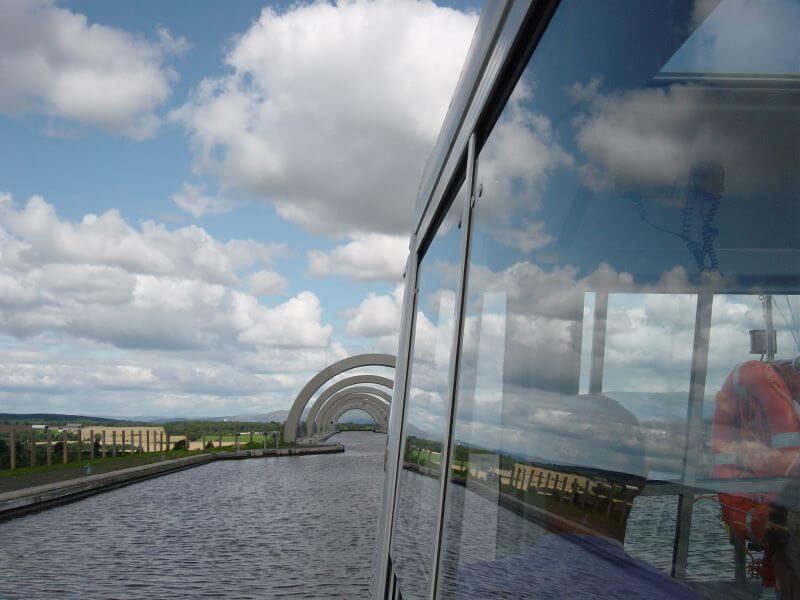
0;449;198;493
0;439;296;494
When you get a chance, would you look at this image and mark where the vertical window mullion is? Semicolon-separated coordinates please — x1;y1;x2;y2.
377;245;420;598
428;133;478;600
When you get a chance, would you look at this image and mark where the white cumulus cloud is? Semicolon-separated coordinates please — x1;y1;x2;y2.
170;182;236;218
0;0;186;139
249;269;289;296
0;192;327;351
171;0;477;235
346;285;404;338
308;233;407;281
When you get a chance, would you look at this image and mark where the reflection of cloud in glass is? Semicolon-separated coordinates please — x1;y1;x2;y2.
451;257;800;478
667;0;800;75
477;83;572;254
574;81;800;198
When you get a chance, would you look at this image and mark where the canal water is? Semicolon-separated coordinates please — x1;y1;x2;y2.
0;431;755;599
0;432;386;600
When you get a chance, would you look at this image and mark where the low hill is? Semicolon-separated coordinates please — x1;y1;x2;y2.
0;413;147;426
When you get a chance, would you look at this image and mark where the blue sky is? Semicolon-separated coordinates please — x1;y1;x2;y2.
0;0;481;417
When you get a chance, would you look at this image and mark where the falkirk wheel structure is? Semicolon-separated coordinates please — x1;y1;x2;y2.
283;353;396;442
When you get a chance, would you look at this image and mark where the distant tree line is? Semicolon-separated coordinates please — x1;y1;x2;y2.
336;423;376;431
163;420;282;439
0;413;149;427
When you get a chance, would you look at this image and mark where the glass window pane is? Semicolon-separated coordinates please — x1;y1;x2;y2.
390;181;466;600
437;1;800;598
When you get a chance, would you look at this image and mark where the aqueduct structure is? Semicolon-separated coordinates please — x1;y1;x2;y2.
283;353;397;443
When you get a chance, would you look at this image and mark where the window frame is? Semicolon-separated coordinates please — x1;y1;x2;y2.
383;155;470;600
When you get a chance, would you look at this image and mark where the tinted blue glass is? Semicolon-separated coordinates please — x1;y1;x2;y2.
437;1;800;598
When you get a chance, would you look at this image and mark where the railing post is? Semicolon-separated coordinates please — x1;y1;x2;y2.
166;432;171;451
218;433;222;448
102;431;107;458
90;429;95;460
122;431;126;454
46;429;52;465
160;431;164;452
138;430;143;453
62;430;67;464
236;433;240;451
672;291;713;580
250;429;254;445
112;431;117;457
75;430;80;463
10;429;16;470
202;435;206;451
30;428;36;467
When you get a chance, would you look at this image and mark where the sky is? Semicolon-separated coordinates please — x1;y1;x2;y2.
0;0;482;418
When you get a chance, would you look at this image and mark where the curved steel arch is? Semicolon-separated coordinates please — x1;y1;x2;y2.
308;382;392;435
314;388;390;435
306;375;394;436
320;395;389;433
318;393;389;431
330;402;388;433
329;400;388;433
284;353;396;442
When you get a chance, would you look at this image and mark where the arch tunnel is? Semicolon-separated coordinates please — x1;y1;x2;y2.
283;353;397;442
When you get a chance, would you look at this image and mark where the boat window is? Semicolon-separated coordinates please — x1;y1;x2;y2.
390;180;466;600
437;0;800;598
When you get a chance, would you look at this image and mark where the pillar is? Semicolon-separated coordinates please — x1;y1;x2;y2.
10;429;16;470
112;431;117;458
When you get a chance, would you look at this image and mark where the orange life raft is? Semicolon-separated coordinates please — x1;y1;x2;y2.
711;360;800;585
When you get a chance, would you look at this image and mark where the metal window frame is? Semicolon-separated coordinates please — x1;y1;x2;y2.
381;158;469;599
428;134;477;600
374;243;419;599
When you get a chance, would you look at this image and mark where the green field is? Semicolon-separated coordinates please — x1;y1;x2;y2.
200;433;276;445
